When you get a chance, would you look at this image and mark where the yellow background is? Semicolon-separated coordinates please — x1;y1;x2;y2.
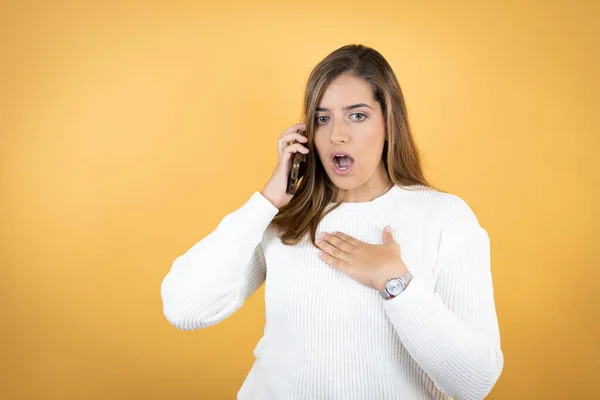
1;1;598;399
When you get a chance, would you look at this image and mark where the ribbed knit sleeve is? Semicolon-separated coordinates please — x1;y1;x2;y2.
160;191;280;331
382;195;504;400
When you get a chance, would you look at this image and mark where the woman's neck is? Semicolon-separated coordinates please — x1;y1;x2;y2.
335;178;394;203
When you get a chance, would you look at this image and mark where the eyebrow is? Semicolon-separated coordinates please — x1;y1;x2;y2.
316;103;374;112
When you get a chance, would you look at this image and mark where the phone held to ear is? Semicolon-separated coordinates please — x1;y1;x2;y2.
286;127;307;195
287;150;306;195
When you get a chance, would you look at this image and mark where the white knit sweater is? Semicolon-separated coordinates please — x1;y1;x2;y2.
160;184;504;400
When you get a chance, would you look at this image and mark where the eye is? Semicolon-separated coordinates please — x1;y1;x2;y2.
351;113;367;121
315;116;329;125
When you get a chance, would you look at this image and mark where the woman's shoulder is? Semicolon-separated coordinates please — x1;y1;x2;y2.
437;192;480;228
399;184;474;209
400;185;481;228
408;188;488;259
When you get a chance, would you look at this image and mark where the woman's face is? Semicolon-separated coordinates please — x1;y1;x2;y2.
313;73;388;194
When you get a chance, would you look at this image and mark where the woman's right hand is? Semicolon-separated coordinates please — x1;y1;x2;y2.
260;122;309;209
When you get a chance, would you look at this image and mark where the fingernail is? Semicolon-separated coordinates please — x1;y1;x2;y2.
384;225;392;232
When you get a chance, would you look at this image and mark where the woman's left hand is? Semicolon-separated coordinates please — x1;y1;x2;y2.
315;226;409;291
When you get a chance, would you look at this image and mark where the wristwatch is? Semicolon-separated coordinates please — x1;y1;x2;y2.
379;271;413;300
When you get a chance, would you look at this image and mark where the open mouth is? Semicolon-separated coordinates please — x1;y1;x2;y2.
333;155;355;170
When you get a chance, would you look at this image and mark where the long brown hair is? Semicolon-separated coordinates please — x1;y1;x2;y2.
271;44;444;246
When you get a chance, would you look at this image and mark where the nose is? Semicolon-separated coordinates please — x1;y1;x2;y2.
329;119;349;144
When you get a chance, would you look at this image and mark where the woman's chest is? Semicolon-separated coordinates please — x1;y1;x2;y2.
261;215;437;324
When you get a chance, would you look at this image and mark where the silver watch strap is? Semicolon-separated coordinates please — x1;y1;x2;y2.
399;271;413;287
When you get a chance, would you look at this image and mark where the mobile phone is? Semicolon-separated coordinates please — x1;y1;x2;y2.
286;129;307;195
287;150;306;195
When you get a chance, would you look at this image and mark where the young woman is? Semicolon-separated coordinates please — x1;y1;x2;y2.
160;44;504;400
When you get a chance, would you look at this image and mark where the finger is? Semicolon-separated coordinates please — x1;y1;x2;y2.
279;123;306;138
279;131;308;146
323;233;354;254
318;251;346;271
330;232;360;247
316;238;347;261
283;143;309;156
278;133;308;153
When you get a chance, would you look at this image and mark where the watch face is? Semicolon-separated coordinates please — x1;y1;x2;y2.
386;278;403;296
